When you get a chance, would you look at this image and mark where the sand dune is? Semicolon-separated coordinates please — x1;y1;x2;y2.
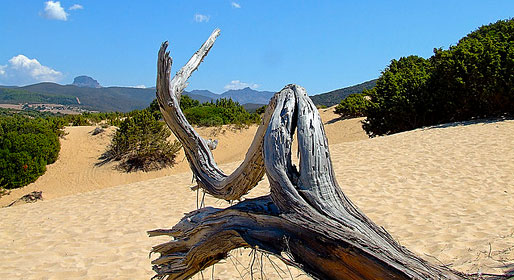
0;107;366;207
1;115;513;279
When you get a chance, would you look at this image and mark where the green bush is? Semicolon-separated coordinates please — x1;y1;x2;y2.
147;96;260;127
183;98;261;127
71;114;92;126
101;110;181;172
0;116;62;189
255;105;267;115
429;18;514;121
334;93;371;118
363;55;432;136
183;106;225;126
179;95;200;111
363;18;514;137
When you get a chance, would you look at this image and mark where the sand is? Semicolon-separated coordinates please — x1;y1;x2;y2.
0;107;366;207
1;113;513;279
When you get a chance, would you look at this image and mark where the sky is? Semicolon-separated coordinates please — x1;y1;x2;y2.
0;1;513;95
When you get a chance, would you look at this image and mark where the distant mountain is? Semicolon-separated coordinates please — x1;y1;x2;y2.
72;76;101;88
1;78;376;112
183;91;216;104
184;87;275;105
310;79;377;107
187;89;219;100
0;82;276;113
0;83;155;112
220;87;275;104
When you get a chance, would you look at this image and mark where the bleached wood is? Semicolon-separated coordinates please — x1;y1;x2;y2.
151;30;510;280
156;30;277;200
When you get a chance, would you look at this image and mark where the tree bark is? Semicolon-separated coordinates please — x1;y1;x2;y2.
150;29;510;280
155;29;279;200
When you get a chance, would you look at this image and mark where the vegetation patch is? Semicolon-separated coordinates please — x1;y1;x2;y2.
0;88;77;105
334;19;514;137
181;96;261;127
99;109;182;172
334;93;370;119
148;95;261;127
0;115;62;189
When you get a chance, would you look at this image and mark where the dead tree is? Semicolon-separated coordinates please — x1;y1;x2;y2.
149;29;510;280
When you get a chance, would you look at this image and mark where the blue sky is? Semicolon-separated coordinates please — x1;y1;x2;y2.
0;1;512;94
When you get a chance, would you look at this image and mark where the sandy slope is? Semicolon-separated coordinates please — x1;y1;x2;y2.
0;107;365;207
1;114;513;279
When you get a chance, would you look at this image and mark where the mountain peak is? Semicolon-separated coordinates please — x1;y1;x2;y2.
226;87;256;94
72;76;101;88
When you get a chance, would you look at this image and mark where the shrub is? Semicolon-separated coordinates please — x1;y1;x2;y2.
363;19;514;137
183;98;261;127
183;106;225;126
363;55;432;136
0;116;62;189
179;95;200;111
148;97;260;127
429;18;514;121
255;105;267;115
334;93;371;118
101;110;181;172
66;114;92;126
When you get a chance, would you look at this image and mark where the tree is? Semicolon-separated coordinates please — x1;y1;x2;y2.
362;19;514;137
363;55;432;137
149;29;511;280
429;18;514;121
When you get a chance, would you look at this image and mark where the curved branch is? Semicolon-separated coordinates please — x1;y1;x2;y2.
150;85;469;280
148;196;282;280
156;30;277;201
151;33;510;280
170;29;220;100
263;85;465;279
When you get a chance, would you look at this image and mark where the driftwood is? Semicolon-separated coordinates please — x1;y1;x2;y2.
6;191;43;207
150;29;511;280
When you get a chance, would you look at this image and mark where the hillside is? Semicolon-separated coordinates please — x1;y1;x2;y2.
220;87;275;104
1;79;377;112
310;79;377;107
0;81;275;112
0;83;155;112
0;87;78;105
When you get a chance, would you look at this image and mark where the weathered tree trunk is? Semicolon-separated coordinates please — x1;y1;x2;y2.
150;29;509;280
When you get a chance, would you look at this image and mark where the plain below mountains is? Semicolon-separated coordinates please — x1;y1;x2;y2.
0;75;377;112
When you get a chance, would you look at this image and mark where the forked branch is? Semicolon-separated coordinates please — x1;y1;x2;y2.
150;30;511;280
156;29;277;201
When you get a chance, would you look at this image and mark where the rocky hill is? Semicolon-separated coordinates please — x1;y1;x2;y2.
72;76;102;88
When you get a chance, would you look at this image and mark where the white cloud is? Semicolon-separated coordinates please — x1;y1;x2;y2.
132;85;146;89
41;1;68;21
231;2;241;8
69;4;83;10
0;55;63;85
224;80;259;90
194;14;210;23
